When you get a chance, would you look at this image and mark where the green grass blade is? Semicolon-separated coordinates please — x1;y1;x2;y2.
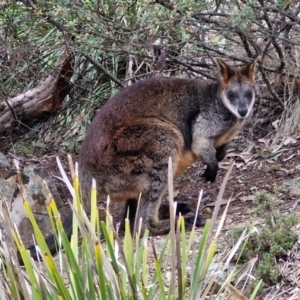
249;279;263;300
95;242;108;299
44;253;72;300
189;219;211;299
153;257;167;300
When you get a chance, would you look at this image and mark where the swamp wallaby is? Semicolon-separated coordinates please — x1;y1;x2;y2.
21;58;256;263
78;58;256;234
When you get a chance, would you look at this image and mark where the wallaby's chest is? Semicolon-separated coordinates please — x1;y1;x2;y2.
214;121;244;148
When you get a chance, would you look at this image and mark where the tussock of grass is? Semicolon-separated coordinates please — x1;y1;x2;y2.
0;157;260;299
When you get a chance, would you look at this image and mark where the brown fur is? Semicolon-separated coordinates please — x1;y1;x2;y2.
174;151;197;179
217;58;256;87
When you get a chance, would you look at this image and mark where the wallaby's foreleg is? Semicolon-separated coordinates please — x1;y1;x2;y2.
203;153;218;182
192;115;222;182
192;138;218;182
216;144;228;162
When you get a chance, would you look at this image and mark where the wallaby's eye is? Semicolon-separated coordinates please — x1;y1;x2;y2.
227;91;235;101
244;90;253;99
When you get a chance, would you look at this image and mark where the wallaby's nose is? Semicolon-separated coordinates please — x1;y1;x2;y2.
238;108;248;117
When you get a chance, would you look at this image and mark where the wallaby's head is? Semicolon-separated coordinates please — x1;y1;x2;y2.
216;58;256;119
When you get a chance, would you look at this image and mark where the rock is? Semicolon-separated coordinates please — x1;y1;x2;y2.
283;177;300;198
0;154;63;246
289;187;300;197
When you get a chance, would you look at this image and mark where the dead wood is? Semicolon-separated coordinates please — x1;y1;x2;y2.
0;50;75;132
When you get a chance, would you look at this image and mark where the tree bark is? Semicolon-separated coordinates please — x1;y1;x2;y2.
0;50;75;132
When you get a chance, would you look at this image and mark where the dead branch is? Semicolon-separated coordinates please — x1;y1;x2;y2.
0;50;75;132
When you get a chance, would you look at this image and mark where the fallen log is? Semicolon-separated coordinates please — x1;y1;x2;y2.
0;50;75;132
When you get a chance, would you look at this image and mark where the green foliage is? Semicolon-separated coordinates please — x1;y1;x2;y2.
255;252;280;285
229;190;299;290
11;140;35;155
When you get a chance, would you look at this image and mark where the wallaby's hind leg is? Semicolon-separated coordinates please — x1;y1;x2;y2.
136;195;206;235
122;198;138;230
133;167;170;235
132;168;205;235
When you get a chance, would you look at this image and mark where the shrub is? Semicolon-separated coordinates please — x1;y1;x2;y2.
229;189;299;291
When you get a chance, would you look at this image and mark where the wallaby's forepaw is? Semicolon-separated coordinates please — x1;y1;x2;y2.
202;168;217;182
184;215;206;228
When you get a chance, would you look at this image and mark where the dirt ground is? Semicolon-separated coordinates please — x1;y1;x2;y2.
176;135;300;227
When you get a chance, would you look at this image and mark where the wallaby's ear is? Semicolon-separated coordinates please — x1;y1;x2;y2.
240;59;257;85
215;58;236;87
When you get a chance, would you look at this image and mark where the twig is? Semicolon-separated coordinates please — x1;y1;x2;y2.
258;62;285;109
84;54;125;88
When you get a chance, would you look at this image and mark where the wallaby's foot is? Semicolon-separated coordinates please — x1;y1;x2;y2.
147;215;206;235
18;213;73;265
184;215;206;229
159;202;200;217
147;203;206;235
148;218;172;235
173;202;206;228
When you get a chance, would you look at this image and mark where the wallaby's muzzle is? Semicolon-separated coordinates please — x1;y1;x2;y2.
238;107;248;118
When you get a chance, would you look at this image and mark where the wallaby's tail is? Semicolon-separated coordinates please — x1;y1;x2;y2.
17;213;73;265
